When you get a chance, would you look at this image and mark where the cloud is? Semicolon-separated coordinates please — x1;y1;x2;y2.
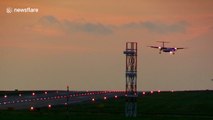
38;16;61;27
31;16;188;36
62;20;113;35
121;21;188;34
33;16;113;35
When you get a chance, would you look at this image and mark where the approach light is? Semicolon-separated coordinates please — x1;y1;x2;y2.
104;97;107;100
48;104;52;108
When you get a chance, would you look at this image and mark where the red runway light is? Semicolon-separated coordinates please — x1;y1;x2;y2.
142;92;146;95
32;92;35;96
115;95;118;99
158;90;161;93
104;97;107;100
150;91;154;94
30;107;34;111
4;95;7;98
48;104;51;108
92;98;95;102
44;91;48;94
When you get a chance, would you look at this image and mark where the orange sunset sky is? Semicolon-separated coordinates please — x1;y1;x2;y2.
0;0;213;91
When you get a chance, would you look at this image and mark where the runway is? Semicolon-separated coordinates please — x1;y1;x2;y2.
0;91;124;110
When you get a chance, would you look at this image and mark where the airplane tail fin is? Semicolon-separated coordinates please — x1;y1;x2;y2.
156;41;169;48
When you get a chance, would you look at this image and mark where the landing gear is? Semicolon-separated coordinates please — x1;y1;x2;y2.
169;51;175;55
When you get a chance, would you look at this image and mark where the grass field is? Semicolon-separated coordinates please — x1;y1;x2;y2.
0;90;213;120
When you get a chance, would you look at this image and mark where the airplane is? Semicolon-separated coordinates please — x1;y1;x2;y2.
148;41;185;55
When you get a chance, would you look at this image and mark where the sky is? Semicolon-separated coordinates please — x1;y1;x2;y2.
0;0;213;91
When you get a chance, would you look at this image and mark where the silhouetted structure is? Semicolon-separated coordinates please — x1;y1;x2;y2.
124;42;137;117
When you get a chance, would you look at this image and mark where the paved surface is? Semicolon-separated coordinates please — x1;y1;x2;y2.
0;91;124;110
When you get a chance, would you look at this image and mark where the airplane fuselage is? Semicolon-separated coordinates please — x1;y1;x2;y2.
159;47;177;54
161;47;176;52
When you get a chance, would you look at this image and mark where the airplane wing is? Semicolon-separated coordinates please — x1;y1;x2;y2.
176;47;185;50
148;46;159;49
